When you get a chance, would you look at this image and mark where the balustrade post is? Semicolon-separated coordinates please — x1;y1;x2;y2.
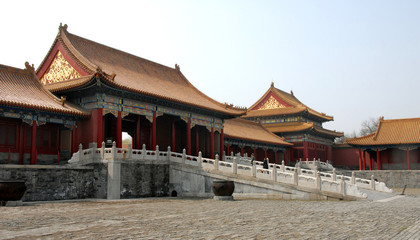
156;145;160;160
316;170;321;190
167;146;171;161
182;149;186;164
272;164;277;182
112;141;117;160
332;168;336;181
313;166;318;177
215;154;219;170
252;161;256;177
297;162;301;174
127;144;132;159
351;171;355;185
198;151;202;168
78;143;83;162
281;160;285;172
101;141;105;159
92;142;97;161
371;175;375;190
341;175;346;197
233;156;238;174
142;144;146;160
293;168;298;186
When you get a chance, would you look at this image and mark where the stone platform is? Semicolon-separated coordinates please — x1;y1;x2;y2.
0;194;419;239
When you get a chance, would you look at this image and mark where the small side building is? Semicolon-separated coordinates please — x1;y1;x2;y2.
346;117;420;170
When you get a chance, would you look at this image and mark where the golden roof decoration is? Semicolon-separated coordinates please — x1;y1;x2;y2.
259;96;286;110
40;51;82;85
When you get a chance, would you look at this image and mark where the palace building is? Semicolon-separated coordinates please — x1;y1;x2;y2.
0;24;291;164
242;83;343;164
346;117;420;170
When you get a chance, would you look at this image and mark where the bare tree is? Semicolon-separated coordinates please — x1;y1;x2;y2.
359;117;379;136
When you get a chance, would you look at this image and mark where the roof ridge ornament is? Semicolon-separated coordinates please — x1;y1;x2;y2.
59;23;68;31
24;62;35;73
175;64;180;72
290;90;294;96
271;82;274;88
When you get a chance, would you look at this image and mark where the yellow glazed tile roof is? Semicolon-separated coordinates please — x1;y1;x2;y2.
0;63;87;116
224;118;292;146
346;117;420;146
244;83;333;121
38;24;245;116
263;122;343;137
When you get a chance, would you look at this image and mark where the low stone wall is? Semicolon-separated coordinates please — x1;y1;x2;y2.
120;161;170;198
0;164;107;201
348;170;420;188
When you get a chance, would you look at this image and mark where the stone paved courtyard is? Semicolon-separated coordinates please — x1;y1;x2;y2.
0;193;419;240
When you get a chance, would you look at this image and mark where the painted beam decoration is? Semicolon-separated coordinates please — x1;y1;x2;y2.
79;93;225;128
40;51;81;85
0;106;77;128
224;138;286;151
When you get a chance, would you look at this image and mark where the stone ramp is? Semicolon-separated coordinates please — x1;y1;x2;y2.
359;189;399;201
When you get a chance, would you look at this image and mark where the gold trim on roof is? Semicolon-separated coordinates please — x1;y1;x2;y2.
40;51;81;85
259;96;285;110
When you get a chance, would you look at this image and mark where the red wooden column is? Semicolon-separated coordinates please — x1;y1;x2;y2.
274;150;278;164
195;127;199;156
314;143;318;160
186;118;191;155
219;129;224;157
18;124;24;164
30;120;37;164
363;150;367;170
254;148;257;161
407;148;411;170
136;116;141;149
361;150;365;170
240;146;244;156
303;142;309;160
210;127;214;159
97;108;104;147
264;148;268;159
226;144;230;156
368;152;372;170
358;149;362;170
116;111;122;148
171;119;176;151
71;126;77;154
376;149;381;170
152;111;157;150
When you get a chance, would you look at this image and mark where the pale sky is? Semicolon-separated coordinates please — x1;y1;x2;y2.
1;0;419;135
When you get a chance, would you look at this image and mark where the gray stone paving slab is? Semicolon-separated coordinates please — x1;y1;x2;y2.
0;195;419;239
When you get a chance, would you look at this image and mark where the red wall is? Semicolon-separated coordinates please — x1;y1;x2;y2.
75;109;98;149
332;145;359;169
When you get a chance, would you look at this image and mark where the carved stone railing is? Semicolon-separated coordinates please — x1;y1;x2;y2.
298;158;334;171
68;143;393;199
